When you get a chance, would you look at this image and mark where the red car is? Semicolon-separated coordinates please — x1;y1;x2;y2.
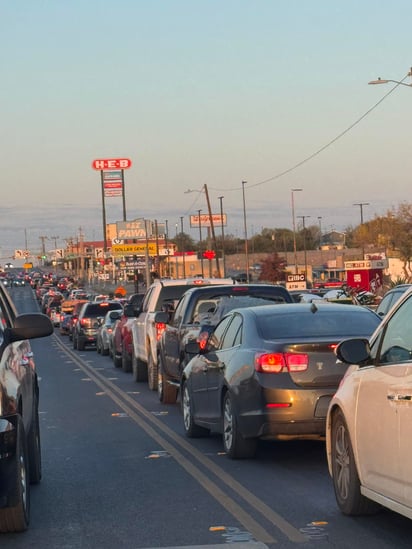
111;293;144;371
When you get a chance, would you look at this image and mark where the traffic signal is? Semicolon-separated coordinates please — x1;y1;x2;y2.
202;250;216;260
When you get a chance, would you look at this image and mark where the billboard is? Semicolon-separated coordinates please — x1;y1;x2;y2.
189;213;227;228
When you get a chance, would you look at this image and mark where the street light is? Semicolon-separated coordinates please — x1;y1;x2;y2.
180;216;186;278
242;180;250;282
291;188;303;274
297;215;310;278
218;196;225;277
197;209;204;277
368;67;412;87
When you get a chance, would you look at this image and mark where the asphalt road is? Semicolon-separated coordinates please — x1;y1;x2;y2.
3;286;412;549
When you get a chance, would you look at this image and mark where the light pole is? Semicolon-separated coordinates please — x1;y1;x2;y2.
242;180;250;282
297;216;310;279
180;216;186;278
50;235;59;274
218;196;225;277
197;209;204;277
291;188;302;274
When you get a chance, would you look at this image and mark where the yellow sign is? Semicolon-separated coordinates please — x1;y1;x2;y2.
23;262;33;269
111;243;157;256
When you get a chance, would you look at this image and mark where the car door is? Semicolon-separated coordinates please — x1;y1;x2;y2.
205;314;243;421
189;315;233;420
355;293;412;505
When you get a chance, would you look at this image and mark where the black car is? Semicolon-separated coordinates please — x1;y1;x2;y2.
181;302;381;459
156;284;293;404
72;301;123;351
0;282;53;532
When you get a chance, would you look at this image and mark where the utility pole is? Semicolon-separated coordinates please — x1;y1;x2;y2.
39;236;48;266
204;184;221;277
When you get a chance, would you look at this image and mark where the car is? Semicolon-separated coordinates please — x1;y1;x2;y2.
156;283;293;404
375;284;412;317
96;309;123;356
67;300;89;341
59;312;73;335
111;293;145;371
181;302;381;459
0;282;53;532
326;285;412;521
73;301;123;351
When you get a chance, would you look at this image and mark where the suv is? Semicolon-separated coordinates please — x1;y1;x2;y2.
0;282;53;532
156;283;293;403
72;301;123;351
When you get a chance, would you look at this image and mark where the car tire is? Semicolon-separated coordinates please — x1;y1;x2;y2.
182;381;209;437
27;394;42;484
77;337;86;351
331;409;379;516
101;342;109;356
158;355;178;404
223;392;257;459
96;338;102;354
73;334;78;350
113;352;122;368
147;352;158;391
0;417;30;533
121;345;132;372
132;353;148;382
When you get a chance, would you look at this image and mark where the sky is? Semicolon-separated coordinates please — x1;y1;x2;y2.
1;1;412;262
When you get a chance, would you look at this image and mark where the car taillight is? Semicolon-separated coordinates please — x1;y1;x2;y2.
155;322;166;341
80;318;92;328
197;331;210;350
254;352;308;373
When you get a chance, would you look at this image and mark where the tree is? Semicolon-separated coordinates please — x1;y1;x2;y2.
258;252;287;283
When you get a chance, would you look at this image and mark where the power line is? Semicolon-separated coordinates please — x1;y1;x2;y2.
207;71;410;193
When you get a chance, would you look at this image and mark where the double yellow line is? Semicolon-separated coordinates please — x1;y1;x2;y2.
53;335;307;545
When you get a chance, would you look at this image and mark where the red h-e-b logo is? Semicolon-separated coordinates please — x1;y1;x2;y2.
92;158;132;170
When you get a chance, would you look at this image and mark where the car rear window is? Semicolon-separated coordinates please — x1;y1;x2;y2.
257;309;380;339
155;286;202;311
82;303;123;317
195;295;280;324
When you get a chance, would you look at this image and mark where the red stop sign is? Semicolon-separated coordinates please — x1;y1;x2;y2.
92;158;132;170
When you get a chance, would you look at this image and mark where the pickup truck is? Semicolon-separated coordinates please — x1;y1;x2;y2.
155;283;293;403
0;283;53;532
130;277;236;390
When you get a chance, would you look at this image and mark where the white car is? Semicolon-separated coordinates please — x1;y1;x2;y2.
326;285;412;520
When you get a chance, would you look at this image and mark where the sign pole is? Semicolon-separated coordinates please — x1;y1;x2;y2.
100;170;108;253
121;169;127;221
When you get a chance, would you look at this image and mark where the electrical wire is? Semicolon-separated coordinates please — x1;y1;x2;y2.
206;72;411;193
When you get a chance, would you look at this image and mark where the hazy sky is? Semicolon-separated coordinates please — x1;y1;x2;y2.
1;1;412;260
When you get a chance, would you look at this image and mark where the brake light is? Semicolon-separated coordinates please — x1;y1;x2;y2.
254;352;308;373
155;322;166;341
80;318;92;328
197;331;209;350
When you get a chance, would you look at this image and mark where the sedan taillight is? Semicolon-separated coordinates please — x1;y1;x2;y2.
254;352;308;373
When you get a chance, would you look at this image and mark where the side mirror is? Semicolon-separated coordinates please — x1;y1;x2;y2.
154;311;169;324
109;310;122;320
335;338;370;365
6;313;53;343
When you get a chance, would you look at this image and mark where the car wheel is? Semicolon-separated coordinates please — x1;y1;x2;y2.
27;394;42;484
147;352;158;391
132;353;148;382
77;337;86;351
182;381;209;437
223;392;257;459
113;351;122;368
158;354;178;404
0;417;30;533
121;345;132;372
73;334;78;350
101;342;109;356
331;409;379;515
96;338;101;354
